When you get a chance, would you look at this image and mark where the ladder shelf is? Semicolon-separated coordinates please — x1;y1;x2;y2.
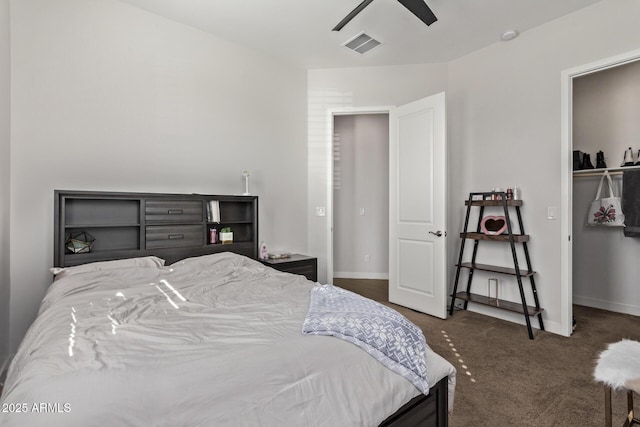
449;191;544;339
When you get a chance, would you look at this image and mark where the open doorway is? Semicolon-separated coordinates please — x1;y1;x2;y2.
561;48;640;337
331;112;389;286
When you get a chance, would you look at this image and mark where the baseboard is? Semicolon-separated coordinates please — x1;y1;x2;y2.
333;272;389;280
573;295;640;317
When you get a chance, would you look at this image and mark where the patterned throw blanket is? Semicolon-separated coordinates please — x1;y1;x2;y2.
302;284;429;394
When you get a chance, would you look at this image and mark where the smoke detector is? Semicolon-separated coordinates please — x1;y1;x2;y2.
501;30;519;41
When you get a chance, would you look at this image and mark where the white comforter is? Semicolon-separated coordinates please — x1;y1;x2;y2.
0;252;455;427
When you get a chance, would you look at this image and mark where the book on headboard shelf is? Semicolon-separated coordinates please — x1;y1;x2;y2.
206;200;220;223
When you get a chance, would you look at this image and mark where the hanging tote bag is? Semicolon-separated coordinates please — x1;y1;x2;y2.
588;171;625;226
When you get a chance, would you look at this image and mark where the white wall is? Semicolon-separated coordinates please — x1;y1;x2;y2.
333;114;389;279
572;61;640;315
0;0;10;364
9;0;307;351
308;63;448;284
446;0;640;335
309;0;640;336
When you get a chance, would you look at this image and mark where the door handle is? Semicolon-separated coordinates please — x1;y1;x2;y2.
429;230;443;237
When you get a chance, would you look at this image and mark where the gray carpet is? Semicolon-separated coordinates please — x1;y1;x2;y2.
333;278;640;427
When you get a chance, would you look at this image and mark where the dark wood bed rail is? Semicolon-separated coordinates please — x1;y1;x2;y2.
379;376;448;427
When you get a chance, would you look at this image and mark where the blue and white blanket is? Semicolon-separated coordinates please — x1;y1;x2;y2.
302;284;429;394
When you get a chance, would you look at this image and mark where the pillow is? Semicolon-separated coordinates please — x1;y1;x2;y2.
169;251;244;267
50;256;166;279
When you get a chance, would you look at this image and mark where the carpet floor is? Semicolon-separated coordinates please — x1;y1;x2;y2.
333;278;640;427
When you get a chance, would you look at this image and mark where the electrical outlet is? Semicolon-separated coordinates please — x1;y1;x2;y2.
316;207;326;217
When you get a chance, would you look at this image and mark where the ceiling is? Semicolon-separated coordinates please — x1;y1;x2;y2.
118;0;602;69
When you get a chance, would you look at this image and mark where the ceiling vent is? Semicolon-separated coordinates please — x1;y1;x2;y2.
343;32;381;54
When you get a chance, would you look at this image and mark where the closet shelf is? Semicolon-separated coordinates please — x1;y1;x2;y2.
573;165;640;176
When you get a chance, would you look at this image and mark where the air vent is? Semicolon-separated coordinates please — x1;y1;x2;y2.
343;32;381;54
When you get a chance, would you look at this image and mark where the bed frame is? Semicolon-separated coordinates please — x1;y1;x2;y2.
53;190;448;427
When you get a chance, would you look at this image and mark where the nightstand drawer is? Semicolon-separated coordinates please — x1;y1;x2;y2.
145;200;203;223
146;225;203;249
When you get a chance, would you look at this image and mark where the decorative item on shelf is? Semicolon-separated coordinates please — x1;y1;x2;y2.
480;215;508;235
513;186;521;200
267;252;291;260
65;231;95;254
492;188;503;200
242;170;250;195
259;241;268;260
219;227;233;244
209;228;218;244
596;150;607;169
621;147;635;167
488;189;495;200
506;187;513;200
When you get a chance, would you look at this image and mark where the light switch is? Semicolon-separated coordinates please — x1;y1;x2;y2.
359;208;365;216
547;206;557;220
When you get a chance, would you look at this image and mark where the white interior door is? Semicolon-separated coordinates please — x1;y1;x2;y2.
389;92;447;318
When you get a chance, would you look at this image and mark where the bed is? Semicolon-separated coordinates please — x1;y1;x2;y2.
0;191;456;426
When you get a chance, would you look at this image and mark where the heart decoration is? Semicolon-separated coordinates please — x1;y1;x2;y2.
481;216;507;235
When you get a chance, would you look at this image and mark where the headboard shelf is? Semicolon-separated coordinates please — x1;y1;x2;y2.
65;223;141;228
54;190;258;267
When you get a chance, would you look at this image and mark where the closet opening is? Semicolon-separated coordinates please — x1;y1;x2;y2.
561;49;640;336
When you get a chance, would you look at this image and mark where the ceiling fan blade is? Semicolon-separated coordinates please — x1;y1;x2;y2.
397;0;437;26
332;0;376;31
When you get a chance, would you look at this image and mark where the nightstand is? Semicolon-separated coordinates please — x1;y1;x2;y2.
260;254;317;282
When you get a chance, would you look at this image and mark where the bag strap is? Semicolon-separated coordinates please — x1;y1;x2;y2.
595;171;607;200
594;171;616;200
604;171;617;198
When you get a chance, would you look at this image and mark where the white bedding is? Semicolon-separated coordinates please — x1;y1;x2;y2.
0;252;455;426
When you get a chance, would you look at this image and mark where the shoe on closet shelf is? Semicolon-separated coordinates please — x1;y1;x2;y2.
622;147;635;166
580;153;595;169
596;151;607;169
635;149;640;166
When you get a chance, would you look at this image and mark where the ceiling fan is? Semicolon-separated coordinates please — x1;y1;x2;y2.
332;0;437;31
